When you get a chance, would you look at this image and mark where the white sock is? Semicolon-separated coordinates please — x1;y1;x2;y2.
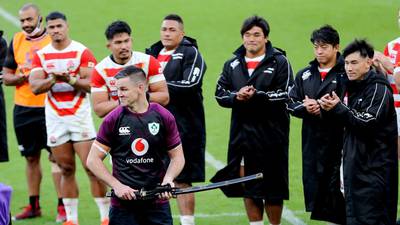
63;198;78;224
94;197;110;221
180;215;195;225
249;221;263;225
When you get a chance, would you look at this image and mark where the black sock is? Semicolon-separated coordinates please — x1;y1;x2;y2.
29;196;40;210
58;198;64;206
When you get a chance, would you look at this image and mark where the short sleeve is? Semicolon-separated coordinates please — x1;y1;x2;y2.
158;105;181;149
383;45;389;57
394;51;400;74
96;107;122;146
147;55;165;84
80;48;97;68
30;52;43;71
3;39;17;70
91;67;108;92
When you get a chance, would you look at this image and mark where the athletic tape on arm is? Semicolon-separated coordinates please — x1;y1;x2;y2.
93;142;109;156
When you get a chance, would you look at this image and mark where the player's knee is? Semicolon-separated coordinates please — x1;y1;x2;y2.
246;197;264;208
58;163;75;176
26;155;40;165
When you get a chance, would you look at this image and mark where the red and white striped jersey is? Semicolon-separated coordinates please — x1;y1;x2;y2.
157;48;174;71
245;54;265;76
91;51;165;100
384;37;400;65
31;40;96;117
318;67;331;81
384;37;400;107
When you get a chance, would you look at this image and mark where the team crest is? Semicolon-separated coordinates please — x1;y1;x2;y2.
109;78;116;86
148;122;160;135
67;60;75;71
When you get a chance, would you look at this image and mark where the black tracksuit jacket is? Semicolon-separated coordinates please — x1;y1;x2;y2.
288;55;347;224
324;69;398;225
146;37;207;182
212;42;292;200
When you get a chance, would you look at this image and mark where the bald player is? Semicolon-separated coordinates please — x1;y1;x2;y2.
3;4;64;221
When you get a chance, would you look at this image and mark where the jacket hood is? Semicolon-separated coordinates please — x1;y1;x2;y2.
180;36;198;47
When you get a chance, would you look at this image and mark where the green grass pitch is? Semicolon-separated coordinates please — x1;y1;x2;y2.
0;0;398;224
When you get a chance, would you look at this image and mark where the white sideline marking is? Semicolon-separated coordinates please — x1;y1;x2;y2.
174;209;306;223
205;151;306;225
0;6;19;27
205;151;225;170
282;206;307;225
0;5;307;225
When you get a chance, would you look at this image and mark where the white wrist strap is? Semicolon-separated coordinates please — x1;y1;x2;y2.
68;76;77;85
93;142;109;156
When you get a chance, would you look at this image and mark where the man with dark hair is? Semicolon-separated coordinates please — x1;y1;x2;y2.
288;25;346;224
213;15;292;225
319;39;398;225
146;14;206;225
91;20;169;118
2;4;65;221
87;65;185;225
29;11;109;225
0;30;8;163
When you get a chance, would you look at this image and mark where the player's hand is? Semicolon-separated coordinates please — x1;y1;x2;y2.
52;72;71;83
303;95;320;115
19;63;32;75
373;51;385;62
318;92;340;111
236;85;256;101
16;74;28;83
160;179;175;200
113;183;137;200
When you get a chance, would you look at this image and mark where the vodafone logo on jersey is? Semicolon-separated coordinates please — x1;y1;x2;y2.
131;138;149;156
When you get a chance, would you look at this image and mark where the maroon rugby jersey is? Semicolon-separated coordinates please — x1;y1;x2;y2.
96;103;180;205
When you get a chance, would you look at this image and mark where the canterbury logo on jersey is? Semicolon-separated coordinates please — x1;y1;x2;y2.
302;70;312;80
119;127;130;135
352;110;373;120
230;59;240;69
